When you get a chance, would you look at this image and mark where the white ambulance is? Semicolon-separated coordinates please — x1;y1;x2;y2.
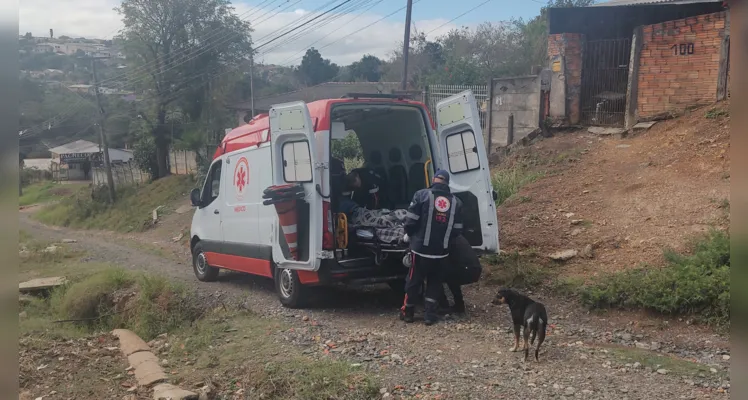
189;91;499;308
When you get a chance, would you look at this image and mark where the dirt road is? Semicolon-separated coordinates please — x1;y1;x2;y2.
20;211;730;399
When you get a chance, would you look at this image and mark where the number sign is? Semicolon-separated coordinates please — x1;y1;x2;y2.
671;43;695;56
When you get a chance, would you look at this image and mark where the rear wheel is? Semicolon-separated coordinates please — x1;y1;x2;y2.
275;267;308;308
192;242;219;282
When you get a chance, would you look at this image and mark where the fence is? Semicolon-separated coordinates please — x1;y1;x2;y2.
92;162;148;188
168;146;218;176
423;84;489;131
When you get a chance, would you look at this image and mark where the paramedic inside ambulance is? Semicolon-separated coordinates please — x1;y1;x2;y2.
344;168;387;210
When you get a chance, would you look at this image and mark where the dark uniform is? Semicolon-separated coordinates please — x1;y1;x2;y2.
400;171;463;325
346;168;387;209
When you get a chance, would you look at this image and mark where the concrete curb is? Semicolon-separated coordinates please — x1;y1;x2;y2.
112;329;197;400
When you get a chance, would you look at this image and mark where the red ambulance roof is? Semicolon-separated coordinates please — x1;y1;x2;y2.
215;97;434;160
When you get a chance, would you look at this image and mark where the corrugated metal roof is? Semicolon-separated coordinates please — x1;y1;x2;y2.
592;0;721;6
49;139;133;161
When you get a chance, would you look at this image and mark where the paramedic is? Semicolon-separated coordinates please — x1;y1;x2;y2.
345;168;387;209
400;169;463;325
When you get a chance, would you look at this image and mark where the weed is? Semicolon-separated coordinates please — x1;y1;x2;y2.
552;276;585;296
492;166;544;206
705;108;729;119
34;175;195;233
579;230;730;326
482;251;549;288
52;269;135;322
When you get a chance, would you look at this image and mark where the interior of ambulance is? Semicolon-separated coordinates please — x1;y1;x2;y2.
327;102;485;267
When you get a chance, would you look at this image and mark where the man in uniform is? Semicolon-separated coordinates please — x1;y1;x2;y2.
345;167;387;209
400;169;463;325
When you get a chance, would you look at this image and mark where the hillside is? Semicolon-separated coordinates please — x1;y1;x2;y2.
496;101;730;281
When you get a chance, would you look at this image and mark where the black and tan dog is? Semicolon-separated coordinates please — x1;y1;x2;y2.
492;288;548;362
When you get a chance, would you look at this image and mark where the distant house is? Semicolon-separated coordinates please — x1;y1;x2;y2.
68;84;93;94
228;81;404;126
49;140;133;181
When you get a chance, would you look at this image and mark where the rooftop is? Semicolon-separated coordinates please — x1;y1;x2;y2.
591;0;722;6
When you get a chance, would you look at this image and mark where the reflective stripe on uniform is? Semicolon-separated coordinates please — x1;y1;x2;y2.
454;223;463;229
423;191;435;246
443;195;458;249
287;242;298;248
425;297;438;303
369;186;379;194
406;211;420;220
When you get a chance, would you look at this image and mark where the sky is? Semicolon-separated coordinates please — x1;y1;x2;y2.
19;0;546;65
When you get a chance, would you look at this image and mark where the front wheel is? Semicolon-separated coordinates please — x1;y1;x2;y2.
275;267;308;308
192;242;219;282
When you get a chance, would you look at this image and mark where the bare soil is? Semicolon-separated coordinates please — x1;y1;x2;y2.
498;102;730;281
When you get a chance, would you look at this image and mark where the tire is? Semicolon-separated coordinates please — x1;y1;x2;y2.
275;267;308;308
192;242;220;282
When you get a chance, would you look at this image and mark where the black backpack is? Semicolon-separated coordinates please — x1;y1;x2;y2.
447;235;483;285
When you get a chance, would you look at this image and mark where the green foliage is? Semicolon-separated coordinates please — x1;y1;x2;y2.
579;230;730;326
296;48;340;85
133;135;159;180
331;132;363;160
19;180;84;206
349;54;382;82
492;165;544;206
705;108;729;119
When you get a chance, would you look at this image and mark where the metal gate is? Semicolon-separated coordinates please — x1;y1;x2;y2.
423;84;489;130
580;38;632;126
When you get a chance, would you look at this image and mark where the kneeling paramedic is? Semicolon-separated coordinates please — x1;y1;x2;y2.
400;169;463;325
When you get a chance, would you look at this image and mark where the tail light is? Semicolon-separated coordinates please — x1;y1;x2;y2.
322;200;334;250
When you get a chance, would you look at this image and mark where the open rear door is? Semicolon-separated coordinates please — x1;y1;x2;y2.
435;91;500;253
268;101;322;271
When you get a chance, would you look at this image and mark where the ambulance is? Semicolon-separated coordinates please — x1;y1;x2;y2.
189;91;499;308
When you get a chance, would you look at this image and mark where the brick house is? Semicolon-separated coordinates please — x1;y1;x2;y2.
546;0;729;128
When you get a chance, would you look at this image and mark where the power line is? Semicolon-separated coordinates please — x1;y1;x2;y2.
424;0;495;37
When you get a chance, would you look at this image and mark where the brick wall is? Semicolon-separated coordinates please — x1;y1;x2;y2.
637;12;727;119
547;33;584;124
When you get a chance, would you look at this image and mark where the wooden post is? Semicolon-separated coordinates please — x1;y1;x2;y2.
486;78;495;154
507;114;514;146
89;57;116;202
717;35;730;101
625;26;643;130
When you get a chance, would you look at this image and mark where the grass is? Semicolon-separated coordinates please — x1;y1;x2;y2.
705;107;729;119
605;346;727;379
492;165;544;206
482;250;549;288
33;175;196;233
20;181;88;206
21;268;203;341
166;310;379;400
578;230;730;326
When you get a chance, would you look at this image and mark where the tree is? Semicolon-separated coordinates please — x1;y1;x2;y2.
349;55;382;82
296;48;339;86
24;32;32;39
117;0;252;178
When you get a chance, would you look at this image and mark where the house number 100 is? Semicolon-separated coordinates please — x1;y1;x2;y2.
671;43;695;55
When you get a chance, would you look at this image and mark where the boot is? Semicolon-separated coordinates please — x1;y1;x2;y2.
400;306;414;323
450;300;466;315
424;302;439;326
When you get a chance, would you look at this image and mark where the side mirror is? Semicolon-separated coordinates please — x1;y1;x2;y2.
190;188;202;207
492;190;498;201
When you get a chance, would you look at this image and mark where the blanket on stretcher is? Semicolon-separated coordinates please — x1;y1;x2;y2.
349;208;408;244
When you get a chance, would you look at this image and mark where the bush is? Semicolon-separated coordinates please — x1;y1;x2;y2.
482;251;548;288
133;135;159;180
579;230;730;326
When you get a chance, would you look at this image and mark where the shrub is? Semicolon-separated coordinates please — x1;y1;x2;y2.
133;135;159;180
579;230;730;326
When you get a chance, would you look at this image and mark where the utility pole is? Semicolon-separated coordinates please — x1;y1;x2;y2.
249;53;255;119
89;56;116;202
401;0;414;90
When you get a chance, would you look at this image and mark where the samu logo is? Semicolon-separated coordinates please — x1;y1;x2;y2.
234;157;250;201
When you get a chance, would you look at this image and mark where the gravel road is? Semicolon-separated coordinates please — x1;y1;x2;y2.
20;211;730;399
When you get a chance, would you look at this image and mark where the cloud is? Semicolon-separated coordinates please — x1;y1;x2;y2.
19;0;461;65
